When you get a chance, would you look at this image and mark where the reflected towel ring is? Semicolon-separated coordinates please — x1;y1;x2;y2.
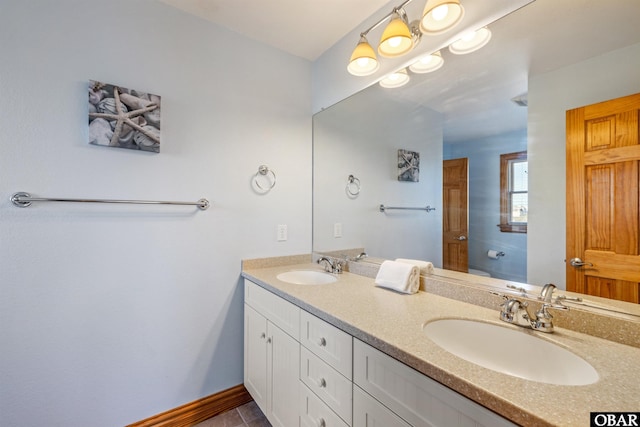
254;165;276;192
346;174;361;197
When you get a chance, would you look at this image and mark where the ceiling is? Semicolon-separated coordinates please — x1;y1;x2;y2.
157;0;390;61
159;0;640;143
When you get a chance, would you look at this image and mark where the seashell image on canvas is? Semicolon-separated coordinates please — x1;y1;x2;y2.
88;80;161;153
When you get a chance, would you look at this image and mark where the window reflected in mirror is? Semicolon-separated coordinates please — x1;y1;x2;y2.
499;151;527;233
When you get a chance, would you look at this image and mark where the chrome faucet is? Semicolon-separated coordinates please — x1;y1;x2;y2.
538;283;583;304
352;252;367;261
498;295;569;333
538;283;557;302
317;256;343;274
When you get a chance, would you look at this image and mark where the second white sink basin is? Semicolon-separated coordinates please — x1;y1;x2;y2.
276;270;338;285
423;319;598;385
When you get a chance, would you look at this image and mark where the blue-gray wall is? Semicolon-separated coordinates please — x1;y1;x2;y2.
444;130;527;282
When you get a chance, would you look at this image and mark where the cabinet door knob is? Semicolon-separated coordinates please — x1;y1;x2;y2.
267;337;272;344
317;337;327;347
316;418;326;427
317;377;326;388
260;332;266;339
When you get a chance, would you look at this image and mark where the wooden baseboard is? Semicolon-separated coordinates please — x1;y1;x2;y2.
127;384;253;427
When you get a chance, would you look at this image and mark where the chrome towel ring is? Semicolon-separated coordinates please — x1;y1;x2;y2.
253;165;276;192
346;174;361;197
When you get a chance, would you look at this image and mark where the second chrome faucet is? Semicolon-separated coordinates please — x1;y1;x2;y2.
497;292;569;333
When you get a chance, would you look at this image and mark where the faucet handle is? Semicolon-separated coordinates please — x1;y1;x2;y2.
500;298;528;323
533;302;569;333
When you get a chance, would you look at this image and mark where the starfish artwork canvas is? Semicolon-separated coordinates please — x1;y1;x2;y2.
398;149;420;182
88;80;161;153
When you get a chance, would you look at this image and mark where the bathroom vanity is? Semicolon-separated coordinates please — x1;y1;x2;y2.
242;256;640;427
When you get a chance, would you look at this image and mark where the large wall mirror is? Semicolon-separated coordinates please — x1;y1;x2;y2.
313;0;640;312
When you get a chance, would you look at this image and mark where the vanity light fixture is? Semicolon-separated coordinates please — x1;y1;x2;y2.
347;35;380;76
420;0;465;35
378;8;416;58
409;50;444;73
379;68;410;88
449;26;492;54
348;0;430;76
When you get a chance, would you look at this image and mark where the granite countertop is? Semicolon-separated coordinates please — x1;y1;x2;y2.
242;261;640;427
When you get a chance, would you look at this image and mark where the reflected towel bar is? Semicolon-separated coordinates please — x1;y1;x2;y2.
10;192;210;210
379;204;435;213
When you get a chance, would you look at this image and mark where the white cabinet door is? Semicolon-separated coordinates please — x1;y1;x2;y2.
244;304;268;413
268;321;300;427
244;281;302;427
353;385;411;427
354;339;515;427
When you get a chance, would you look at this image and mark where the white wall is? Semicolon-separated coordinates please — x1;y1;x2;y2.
0;1;311;426
444;130;527;282
528;42;640;289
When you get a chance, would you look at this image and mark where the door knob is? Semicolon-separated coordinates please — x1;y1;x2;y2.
569;257;593;267
455;235;467;241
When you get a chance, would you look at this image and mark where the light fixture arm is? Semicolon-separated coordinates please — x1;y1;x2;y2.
360;0;417;37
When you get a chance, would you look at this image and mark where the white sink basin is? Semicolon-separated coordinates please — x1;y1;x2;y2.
276;270;338;285
423;319;598;385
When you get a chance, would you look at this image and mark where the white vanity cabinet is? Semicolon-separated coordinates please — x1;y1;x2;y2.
244;280;300;427
244;278;515;427
353;339;516;427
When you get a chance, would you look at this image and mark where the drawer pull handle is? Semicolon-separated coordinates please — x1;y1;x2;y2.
317;377;326;388
317;337;327;347
317;418;326;427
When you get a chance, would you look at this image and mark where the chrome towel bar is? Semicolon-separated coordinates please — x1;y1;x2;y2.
379;204;435;212
10;192;210;210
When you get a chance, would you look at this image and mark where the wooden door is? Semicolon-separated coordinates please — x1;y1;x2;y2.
443;158;469;272
566;92;640;303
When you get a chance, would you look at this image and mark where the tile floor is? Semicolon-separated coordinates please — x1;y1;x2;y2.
193;401;271;427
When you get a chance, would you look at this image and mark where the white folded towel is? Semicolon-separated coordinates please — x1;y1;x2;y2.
395;258;434;275
375;260;420;294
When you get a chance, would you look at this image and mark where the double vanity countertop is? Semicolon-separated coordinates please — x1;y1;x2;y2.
242;260;640;427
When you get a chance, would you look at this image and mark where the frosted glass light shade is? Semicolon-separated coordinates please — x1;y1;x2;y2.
449;27;491;54
409;51;444;73
420;0;464;35
378;12;413;58
379;69;410;88
348;36;379;76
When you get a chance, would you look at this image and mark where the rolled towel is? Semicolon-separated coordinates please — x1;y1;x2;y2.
375;260;420;294
395;258;434;275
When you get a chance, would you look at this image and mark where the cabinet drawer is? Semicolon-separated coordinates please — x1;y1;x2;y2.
300;310;352;378
300;346;352;425
300;382;350;427
353;385;410;427
245;279;300;340
353;339;515;427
